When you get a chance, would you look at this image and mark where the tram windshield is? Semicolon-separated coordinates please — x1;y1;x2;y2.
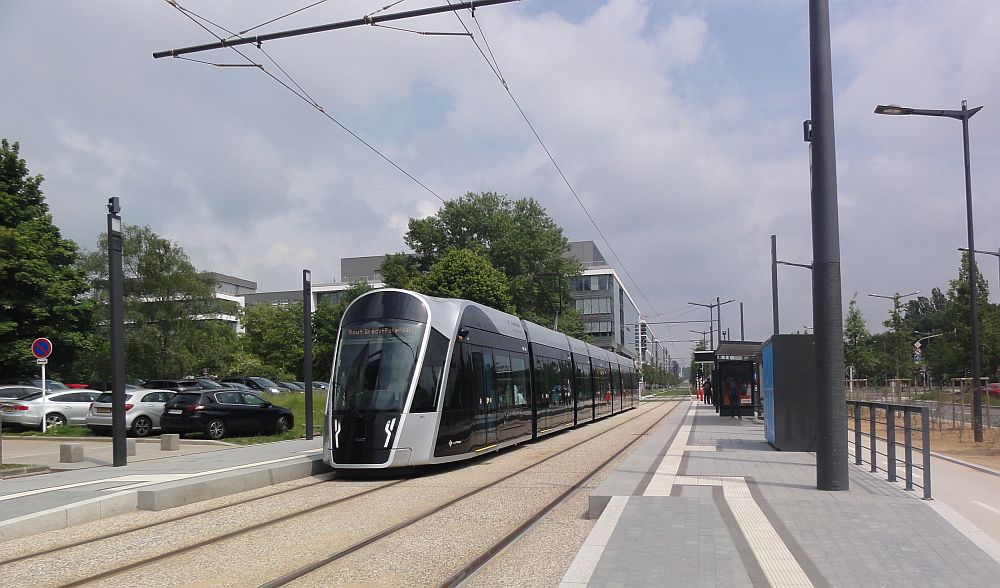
333;319;425;413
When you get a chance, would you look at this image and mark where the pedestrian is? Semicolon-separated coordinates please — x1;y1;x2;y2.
726;377;742;419
704;378;713;406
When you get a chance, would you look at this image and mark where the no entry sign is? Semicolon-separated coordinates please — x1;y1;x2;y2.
31;337;53;359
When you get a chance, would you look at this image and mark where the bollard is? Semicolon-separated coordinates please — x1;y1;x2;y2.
127;438;137;457
161;434;180;451
60;443;84;463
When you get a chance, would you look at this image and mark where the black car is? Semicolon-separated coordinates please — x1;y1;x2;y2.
160;390;293;440
142;379;205;392
220;376;291;394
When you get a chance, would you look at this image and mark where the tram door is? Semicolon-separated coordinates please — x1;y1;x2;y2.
471;346;498;449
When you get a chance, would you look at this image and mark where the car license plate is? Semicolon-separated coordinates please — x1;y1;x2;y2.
97;407;111;414
167;409;182;414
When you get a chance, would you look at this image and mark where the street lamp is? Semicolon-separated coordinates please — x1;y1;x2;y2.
770;235;813;335
106;197;126;467
875;99;984;442
868;291;919;382
687;298;734;348
958;247;1000;304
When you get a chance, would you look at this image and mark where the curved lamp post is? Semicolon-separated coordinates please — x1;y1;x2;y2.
875;100;984;441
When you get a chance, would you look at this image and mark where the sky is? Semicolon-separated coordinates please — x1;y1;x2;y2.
2;0;999;362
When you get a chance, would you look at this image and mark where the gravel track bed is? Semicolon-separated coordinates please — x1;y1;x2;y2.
3;401;677;587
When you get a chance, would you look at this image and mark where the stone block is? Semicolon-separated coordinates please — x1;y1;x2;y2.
161;434;180;451
59;443;84;463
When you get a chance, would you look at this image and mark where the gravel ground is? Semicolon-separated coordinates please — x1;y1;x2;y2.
0;401;678;587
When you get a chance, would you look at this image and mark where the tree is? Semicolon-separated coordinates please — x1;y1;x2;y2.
843;294;876;380
241;302;303;380
79;224;239;380
413;249;513;311
937;253;999;383
392;191;583;333
0;139;92;379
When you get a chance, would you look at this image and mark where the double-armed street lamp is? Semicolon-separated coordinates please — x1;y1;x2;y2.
875;100;984;441
868;291;919;381
687;298;734;349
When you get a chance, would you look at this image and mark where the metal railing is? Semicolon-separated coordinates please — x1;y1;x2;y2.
846;400;931;499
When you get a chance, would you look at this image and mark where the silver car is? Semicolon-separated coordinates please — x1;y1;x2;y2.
85;389;175;437
0;389;100;429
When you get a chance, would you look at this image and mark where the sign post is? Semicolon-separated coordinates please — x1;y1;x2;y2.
32;338;53;432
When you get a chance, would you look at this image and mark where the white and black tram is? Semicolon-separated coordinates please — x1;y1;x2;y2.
324;288;638;469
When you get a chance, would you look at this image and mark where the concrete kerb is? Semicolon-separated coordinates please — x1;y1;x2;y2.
0;453;330;543
136;455;330;511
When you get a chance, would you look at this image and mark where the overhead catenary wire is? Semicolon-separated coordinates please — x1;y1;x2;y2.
446;2;661;318
163;0;445;202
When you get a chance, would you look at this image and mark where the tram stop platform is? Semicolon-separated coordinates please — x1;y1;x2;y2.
0;436;327;542
563;400;1000;587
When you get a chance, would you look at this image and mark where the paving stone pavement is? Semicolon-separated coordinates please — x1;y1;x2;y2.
569;401;1000;587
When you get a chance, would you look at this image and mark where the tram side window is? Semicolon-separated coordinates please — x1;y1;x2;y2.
443;343;469;411
494;351;513;409
575;359;592;402
411;330;448;413
511;353;529;406
559;359;573;405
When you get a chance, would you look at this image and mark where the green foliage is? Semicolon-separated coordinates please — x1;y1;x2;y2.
240;302;304;380
78;224;240;380
413;248;513;311
398;191;582;335
380;253;420;289
843;294;877;379
0;139;93;379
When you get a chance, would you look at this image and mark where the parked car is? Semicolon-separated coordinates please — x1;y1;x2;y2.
141;379;204;392
281;382;306;392
85;389;175;437
295;381;328;391
0;389;101;429
220;376;291;395
85;382;144;392
0;385;45;401
160;390;293;440
987;383;1000;399
190;378;225;389
2;378;69;391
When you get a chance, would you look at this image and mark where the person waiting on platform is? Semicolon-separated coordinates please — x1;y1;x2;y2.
725;377;741;419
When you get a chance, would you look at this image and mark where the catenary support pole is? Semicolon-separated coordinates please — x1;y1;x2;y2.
809;0;848;490
771;234;779;334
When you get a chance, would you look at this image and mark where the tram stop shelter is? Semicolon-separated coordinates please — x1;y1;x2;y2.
702;341;762;419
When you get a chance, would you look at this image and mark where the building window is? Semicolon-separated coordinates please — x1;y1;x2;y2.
574;297;612;315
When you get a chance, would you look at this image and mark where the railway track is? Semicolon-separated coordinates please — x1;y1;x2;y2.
2;401;679;587
263;401;678;587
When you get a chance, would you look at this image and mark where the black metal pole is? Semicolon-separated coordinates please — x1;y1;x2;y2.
740;302;745;341
303;270;314;440
107;197;126;467
717;297;723;343
961;100;983;443
771;234;779;334
809;0;848;490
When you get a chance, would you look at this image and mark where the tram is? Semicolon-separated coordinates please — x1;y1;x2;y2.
324;288;638;469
